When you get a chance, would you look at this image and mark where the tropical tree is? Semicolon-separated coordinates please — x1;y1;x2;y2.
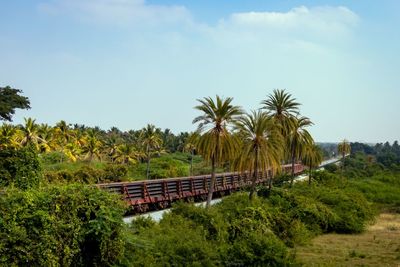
0;86;30;121
193;95;243;207
81;130;102;162
338;139;351;171
261;89;300;135
287;116;313;185
19;117;43;149
0;124;19;149
235;111;283;199
115;144;139;165
103;134;121;162
55;120;73;162
140;124;163;179
38;124;56;153
302;143;323;185
184;132;200;176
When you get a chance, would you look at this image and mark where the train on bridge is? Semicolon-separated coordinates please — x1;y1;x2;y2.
97;163;304;214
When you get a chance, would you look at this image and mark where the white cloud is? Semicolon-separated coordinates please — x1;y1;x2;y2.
38;0;192;26
217;6;359;38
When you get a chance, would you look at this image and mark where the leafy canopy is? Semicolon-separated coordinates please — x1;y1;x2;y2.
0;86;30;121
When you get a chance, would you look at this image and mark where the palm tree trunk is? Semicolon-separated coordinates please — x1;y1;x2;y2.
308;163;312;185
268;169;273;192
146;145;150;179
249;148;258;200
290;145;295;186
206;155;216;208
190;149;194;176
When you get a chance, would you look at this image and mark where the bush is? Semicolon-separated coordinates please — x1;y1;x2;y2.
170;202;228;242
226;230;296;267
0;146;42;189
0;184;126;266
44;164;128;184
126;215;218;266
39;151;65;165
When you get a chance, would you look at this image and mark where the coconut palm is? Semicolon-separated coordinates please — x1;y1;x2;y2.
19;117;43;148
193;95;243;207
302;143;323;185
103;134;121;162
38;123;56;153
184;132;200;176
287;116;313;185
0;124;19;149
115;144;139;165
338;139;351;171
64;142;82;162
81;129;102;162
55;120;73;162
235;111;283;199
140;124;163;179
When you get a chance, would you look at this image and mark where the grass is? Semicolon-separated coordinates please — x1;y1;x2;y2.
296;213;400;266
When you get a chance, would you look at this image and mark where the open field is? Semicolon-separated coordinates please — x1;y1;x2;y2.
296;213;400;266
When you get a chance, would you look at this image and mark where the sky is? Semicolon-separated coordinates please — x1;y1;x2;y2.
1;0;399;143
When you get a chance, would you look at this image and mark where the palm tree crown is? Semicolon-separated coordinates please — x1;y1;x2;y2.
193;95;243;207
235;110;283;198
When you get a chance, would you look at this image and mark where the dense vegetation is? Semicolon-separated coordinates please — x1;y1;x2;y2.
1;88;399;265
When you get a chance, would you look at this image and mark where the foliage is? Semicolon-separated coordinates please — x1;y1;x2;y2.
44;164;128;184
0;86;30;121
0;146;42;189
0;184;126;266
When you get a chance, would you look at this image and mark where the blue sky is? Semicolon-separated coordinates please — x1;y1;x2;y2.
1;0;399;143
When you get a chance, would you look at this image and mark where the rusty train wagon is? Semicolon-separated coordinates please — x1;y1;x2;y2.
97;163;304;214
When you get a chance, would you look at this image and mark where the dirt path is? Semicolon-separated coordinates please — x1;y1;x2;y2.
296;213;400;266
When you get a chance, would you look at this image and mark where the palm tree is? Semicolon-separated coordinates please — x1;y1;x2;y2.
287;116;313;185
0;124;19;149
103;134;120;162
19;117;43;149
82;129;102;162
55;120;73;162
261;89;300;135
38;123;56;153
302;143;323;185
193;95;243;207
140;124;163;179
115;144;139;165
235;111;283;199
184;132;200;176
338;139;351;172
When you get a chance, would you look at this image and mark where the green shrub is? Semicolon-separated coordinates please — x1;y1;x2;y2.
0;184;126;266
170;202;228;242
0;146;42;189
126;215;218;266
225;230;296;267
39;151;65;165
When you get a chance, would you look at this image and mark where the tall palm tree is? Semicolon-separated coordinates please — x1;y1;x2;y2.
38;123;56;153
261;89;300;135
184;132;200;176
193;95;243;207
302;143;323;185
235;111;283;199
287;116;313;185
115;144;139;165
19;117;43;149
82;129;102;162
140;124;163;179
338;139;351;172
55;120;73;162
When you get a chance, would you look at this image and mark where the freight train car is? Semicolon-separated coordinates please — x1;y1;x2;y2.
97;163;304;214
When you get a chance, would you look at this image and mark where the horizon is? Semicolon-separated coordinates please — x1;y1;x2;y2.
1;0;399;143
